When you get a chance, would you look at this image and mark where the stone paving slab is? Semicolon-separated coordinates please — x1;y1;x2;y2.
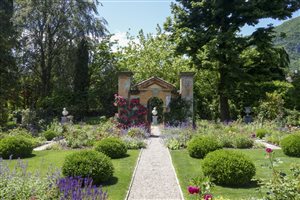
127;126;183;200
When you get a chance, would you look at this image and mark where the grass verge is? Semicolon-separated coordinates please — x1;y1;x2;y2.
171;149;299;200
6;149;140;200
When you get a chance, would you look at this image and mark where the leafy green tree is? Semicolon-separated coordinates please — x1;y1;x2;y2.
89;35;119;116
116;28;191;85
14;0;107;100
166;0;300;121
0;0;18;125
289;73;300;110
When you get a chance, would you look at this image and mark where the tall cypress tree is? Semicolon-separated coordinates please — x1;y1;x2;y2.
73;38;90;118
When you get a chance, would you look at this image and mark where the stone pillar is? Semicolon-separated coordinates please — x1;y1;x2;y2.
180;72;195;121
118;71;133;99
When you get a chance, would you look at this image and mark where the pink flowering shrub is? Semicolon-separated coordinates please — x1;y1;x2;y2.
188;176;213;200
114;94;149;130
259;148;300;199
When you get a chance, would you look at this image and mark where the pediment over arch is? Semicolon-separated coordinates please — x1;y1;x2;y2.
134;76;176;91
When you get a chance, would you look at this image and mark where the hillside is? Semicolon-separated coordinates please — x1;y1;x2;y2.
274;16;300;71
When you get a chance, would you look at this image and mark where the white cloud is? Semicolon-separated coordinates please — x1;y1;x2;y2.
110;32;139;52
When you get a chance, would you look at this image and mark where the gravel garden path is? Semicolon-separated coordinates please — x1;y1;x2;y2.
255;139;281;150
127;126;183;200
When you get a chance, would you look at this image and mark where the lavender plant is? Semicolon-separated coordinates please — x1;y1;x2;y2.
161;125;194;150
0;158;109;200
0;158;60;200
57;177;108;200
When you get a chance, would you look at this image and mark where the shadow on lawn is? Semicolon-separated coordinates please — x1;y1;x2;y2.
102;176;118;186
112;153;130;159
6;153;37;160
219;180;260;189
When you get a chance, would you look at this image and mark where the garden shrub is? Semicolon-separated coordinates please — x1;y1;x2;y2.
202;150;256;186
0;136;33;159
8;128;33;138
166;138;181;150
0;159;60;200
7;128;42;147
187;136;221;158
64;125;97;148
256;129;269;139
5;121;17;129
122;137;146;149
280;134;300;157
127;127;148;138
62;150;114;184
233;135;254;149
162;126;194;149
264;131;287;145
43;130;57;141
285;109;300;126
95;137;127;158
218;135;234;148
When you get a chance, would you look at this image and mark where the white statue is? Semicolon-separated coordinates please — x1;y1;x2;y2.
152;107;158;125
62;108;69;116
152;107;158;116
166;96;171;108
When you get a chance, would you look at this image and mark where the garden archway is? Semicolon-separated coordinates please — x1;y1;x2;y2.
117;72;195;123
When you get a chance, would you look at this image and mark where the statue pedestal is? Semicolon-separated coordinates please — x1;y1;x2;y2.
61;116;68;124
244;115;252;124
152;116;158;125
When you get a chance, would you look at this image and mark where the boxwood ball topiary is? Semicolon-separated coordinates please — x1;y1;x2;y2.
187;136;221;158
281;134;300;157
202;150;256;186
0;136;34;159
62;150;114;184
95;137;127;158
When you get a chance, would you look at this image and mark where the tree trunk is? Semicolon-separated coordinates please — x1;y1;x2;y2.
219;68;230;122
219;92;230;122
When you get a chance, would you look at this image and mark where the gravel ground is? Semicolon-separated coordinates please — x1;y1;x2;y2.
127;126;183;200
255;139;281;150
33;141;57;151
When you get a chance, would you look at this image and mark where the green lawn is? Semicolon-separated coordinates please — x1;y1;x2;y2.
6;149;140;200
171;149;300;200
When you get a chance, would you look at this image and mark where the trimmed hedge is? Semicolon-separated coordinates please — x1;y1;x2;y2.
62;150;114;184
0;136;34;159
202;150;256;186
43;130;57;141
95;137;127;158
280;134;300;157
187;136;221;158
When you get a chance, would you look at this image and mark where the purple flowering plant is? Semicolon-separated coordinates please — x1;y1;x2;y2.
0;157;108;200
57;176;108;200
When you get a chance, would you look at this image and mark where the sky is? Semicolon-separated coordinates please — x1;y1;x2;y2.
97;0;300;44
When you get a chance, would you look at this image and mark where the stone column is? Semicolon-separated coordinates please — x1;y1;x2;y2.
180;72;195;121
118;71;133;99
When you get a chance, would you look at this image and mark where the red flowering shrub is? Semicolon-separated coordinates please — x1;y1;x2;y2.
114;94;149;130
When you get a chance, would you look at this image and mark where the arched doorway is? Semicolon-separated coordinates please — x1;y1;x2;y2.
147;97;163;124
